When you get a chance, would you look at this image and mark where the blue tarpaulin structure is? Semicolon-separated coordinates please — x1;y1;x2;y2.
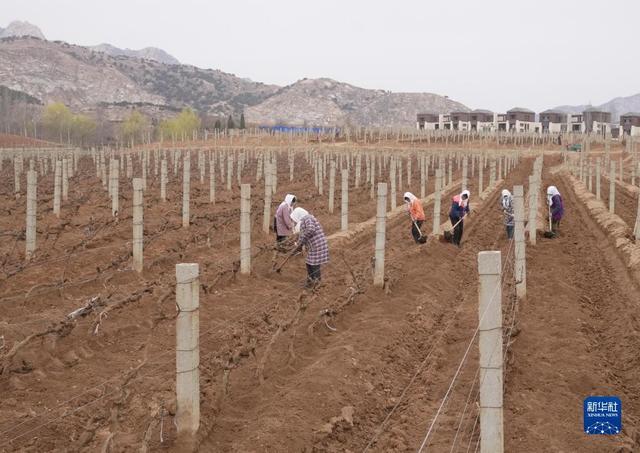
259;125;340;134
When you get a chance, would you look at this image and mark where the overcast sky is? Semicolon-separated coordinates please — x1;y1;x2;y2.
4;0;638;112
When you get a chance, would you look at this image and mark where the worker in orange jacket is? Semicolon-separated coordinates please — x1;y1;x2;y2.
404;192;426;243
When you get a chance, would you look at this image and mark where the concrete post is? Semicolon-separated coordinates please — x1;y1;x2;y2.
341;169;349;231
126;154;132;179
432;169;442;235
100;153;107;188
407;155;412;187
240;184;251;275
289;153;294;182
596;157;601;200
489;159;496;187
355;153;361;188
209;157;216;204
271;156;277;194
478;157;484;195
513;185;526;298
609;161;616;214
328;160;336;213
53;160;61;217
62;157;69;201
390;158;397;210
420;155;426;198
108;158;114;200
373;183;387;287
527;175;537;245
370;157;376;199
112;164;119;217
132;178;144;273
318;158;324;195
462;156;468;190
142;153;147;190
587;160;593;193
263;164;272;234
182;154;191;228
227;154;233;191
477;250;503;453
175;263;200;437
161;159;168;202
25;170;37;260
447;157;452;188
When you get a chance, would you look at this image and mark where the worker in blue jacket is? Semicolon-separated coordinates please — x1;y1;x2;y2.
448;189;470;246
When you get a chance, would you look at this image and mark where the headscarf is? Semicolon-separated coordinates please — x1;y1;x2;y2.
403;192;417;203
501;189;512;209
459;189;471;208
284;194;296;207
546;186;560;206
290;207;309;224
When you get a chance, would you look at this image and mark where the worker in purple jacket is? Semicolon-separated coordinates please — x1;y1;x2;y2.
274;194;296;242
546;185;564;234
290;207;329;288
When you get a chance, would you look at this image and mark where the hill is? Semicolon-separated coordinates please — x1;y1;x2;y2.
553;93;640;122
0;36;466;127
89;43;180;65
246;78;467;128
0;37;278;121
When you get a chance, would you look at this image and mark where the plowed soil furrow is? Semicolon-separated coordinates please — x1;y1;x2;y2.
504;160;640;452
196;158;528;452
0;151;472;451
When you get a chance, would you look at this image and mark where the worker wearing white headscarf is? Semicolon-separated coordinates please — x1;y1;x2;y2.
546;186;564;234
404;192;426;243
546;186;560;206
501;189;514;239
274;194;296;241
290;207;329;287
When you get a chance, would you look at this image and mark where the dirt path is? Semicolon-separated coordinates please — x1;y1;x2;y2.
504;162;640;452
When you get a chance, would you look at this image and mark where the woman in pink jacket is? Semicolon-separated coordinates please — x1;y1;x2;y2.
274;194;297;242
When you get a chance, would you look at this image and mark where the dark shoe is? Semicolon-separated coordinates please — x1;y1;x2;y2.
304;278;320;289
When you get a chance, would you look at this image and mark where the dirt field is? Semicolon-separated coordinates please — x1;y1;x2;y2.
1;146;639;452
0;134;58;148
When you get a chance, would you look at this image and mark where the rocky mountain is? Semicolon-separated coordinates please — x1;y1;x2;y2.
246;78;467;128
553;93;640;122
89;43;180;65
0;37;278;121
0;21;45;40
0;34;467;127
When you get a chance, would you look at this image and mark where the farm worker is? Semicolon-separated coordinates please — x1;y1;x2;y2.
403;192;426;243
546;186;564;234
290;207;329;288
449;189;471;246
500;189;514;239
274;194;296;242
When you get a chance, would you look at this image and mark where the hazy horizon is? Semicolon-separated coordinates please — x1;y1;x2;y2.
3;0;639;113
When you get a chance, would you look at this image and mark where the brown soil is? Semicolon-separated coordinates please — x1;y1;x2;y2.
0;134;59;148
1;149;638;452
